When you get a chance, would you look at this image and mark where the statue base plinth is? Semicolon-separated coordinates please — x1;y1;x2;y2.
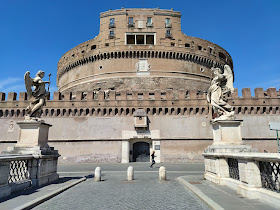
2;119;60;189
16;120;51;147
211;119;243;145
205;119;257;153
3;120;58;155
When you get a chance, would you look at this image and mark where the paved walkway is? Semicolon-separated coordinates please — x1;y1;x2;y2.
0;163;277;210
178;175;277;210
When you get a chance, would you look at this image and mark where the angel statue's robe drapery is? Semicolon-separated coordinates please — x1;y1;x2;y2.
24;71;49;118
207;64;234;117
207;81;231;114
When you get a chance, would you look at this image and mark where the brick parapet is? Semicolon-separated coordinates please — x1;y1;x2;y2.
1;88;280;101
0;88;280;118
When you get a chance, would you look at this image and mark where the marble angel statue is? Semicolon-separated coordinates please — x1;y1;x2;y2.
24;70;50;119
207;64;235;120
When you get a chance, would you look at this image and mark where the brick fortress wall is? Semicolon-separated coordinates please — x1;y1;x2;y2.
0;87;279;117
0;87;279;163
56;8;233;93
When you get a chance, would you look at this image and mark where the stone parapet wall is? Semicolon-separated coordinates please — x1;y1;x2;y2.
0;88;280;118
203;152;280;208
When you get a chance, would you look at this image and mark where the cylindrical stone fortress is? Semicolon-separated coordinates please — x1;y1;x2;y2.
57;8;233;93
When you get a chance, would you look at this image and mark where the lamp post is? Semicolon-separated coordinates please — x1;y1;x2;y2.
269;122;280;153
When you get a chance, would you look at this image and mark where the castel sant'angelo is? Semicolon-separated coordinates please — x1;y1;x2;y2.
0;8;279;163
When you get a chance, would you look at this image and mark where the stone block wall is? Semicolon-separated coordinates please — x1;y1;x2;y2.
0;88;280;118
0;87;280;163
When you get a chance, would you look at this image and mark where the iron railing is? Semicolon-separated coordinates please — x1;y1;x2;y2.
260;161;280;193
8;159;30;183
228;158;239;180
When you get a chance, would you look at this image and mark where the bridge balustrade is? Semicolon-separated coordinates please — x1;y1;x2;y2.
203;152;280;205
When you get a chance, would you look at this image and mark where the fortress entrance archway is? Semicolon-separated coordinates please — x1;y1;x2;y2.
132;142;150;162
121;130;160;163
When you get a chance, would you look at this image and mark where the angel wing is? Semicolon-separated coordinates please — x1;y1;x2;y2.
24;71;33;99
223;65;234;94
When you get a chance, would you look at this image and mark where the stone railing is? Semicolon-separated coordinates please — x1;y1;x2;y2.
0;154;59;199
203;152;280;208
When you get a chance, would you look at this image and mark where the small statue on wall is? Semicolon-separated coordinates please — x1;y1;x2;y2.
24;70;50;120
207;64;235;120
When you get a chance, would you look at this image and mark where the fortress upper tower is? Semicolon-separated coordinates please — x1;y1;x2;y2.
57;8;233;93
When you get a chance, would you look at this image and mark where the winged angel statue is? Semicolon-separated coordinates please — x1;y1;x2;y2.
207;65;235;120
24;71;50;120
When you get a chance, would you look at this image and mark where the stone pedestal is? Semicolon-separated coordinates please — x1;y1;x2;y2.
204;119;257;186
2;120;60;188
205;120;257;153
4;121;58;155
212;120;243;145
17;121;51;148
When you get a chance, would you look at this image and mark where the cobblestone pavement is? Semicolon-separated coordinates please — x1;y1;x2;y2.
57;162;205;174
34;163;209;210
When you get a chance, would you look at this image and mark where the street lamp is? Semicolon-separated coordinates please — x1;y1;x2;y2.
269;122;280;153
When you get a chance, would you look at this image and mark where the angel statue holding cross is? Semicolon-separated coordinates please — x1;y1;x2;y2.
207;64;235;121
24;70;50;120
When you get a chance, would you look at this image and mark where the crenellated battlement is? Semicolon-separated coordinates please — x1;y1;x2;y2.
1;88;279;102
1;89;206;102
0;88;280;118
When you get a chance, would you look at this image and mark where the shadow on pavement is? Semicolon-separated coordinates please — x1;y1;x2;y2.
0;176;83;203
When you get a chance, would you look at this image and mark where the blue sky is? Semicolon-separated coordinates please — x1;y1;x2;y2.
0;0;279;97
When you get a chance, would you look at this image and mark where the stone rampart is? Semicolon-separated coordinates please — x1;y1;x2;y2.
0;88;280;118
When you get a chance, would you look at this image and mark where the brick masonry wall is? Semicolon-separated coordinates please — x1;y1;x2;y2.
56;8;233;93
0;87;279;118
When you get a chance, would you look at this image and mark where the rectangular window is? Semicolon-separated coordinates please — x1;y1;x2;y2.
165;18;172;28
147;17;152;27
136;35;144;44
127;35;135;44
126;33;155;45
109;18;115;28
166;30;172;38
146;35;154;45
128;17;134;27
166;18;170;24
110;18;115;25
109;31;115;38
